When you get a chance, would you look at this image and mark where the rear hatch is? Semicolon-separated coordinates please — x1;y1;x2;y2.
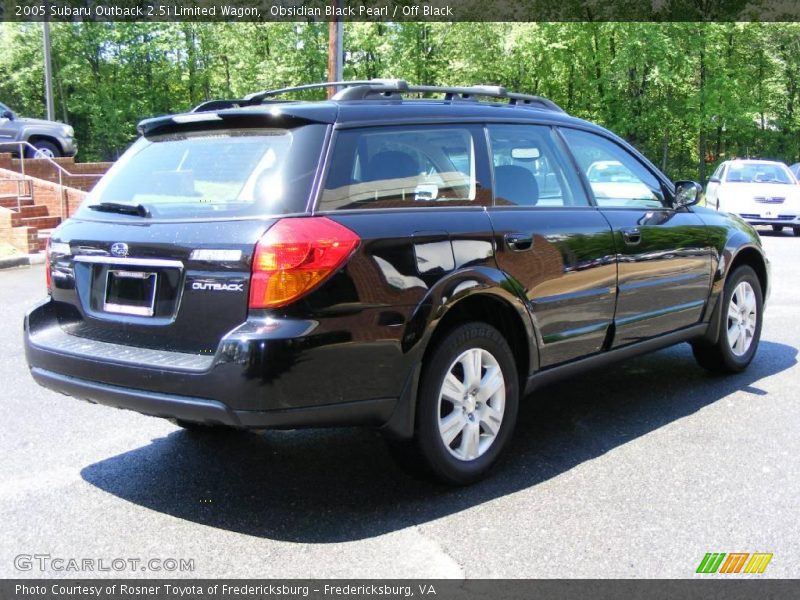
47;113;329;355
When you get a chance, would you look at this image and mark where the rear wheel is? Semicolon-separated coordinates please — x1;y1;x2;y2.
771;225;784;232
692;266;763;374
405;322;519;485
793;227;800;237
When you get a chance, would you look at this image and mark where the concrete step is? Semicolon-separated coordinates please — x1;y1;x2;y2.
21;216;61;229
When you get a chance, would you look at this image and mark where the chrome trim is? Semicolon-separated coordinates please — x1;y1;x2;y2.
73;256;184;268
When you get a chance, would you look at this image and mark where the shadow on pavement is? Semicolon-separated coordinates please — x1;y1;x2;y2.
81;340;796;543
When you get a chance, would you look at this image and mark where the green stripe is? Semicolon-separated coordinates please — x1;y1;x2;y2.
709;553;726;573
697;553;726;574
696;553;714;573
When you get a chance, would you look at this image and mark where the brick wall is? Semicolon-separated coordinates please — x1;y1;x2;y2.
0;167;89;218
0;153;111;192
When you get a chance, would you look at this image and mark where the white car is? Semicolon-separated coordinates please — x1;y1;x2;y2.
706;159;800;235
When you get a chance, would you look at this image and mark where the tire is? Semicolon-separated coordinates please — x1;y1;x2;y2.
27;140;60;159
793;227;800;237
771;225;784;232
406;322;519;485
692;265;763;374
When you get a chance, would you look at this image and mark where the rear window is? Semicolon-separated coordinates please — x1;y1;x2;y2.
319;125;488;211
77;125;326;220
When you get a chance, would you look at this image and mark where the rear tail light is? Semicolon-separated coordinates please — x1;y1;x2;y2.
249;217;360;309
44;238;52;292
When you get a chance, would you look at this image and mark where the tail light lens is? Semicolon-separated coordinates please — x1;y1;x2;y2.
44;238;52;292
249;217;359;309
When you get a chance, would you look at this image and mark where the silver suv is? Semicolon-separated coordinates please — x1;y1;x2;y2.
0;101;77;158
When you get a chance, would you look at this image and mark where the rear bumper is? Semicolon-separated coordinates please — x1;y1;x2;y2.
29;367;395;429
24;298;408;431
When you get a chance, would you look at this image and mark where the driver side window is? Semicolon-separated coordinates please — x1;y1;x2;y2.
560;128;667;209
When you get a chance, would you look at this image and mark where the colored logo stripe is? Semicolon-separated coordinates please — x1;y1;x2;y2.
719;553;749;573
697;553;726;573
744;553;773;574
697;552;773;574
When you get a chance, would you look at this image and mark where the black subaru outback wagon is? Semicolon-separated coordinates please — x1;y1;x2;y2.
25;80;769;484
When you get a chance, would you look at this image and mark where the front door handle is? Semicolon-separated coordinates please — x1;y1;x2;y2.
505;233;533;252
622;227;642;246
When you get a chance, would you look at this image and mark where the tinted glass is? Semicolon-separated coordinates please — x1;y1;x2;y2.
488;125;588;207
77;125;326;220
560;128;666;208
320;125;486;210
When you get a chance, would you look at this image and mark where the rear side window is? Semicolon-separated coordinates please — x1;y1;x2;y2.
78;125;326;220
319;125;488;210
560;127;666;209
488;124;588;207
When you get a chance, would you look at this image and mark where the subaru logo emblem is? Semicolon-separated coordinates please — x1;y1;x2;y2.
110;243;129;257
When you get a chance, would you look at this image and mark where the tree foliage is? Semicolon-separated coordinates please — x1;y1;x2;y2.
1;21;798;181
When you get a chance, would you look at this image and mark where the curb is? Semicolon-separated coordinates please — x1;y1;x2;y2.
0;253;45;270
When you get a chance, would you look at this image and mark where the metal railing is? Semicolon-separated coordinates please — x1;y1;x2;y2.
1;141;105;220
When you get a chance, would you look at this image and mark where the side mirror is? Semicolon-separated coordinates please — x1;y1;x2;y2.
708;176;720;184
674;180;702;208
0;110;13;120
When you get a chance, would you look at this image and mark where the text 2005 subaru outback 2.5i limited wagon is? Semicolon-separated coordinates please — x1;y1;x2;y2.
25;80;769;484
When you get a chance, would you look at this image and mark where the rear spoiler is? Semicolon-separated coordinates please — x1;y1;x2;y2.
137;104;338;137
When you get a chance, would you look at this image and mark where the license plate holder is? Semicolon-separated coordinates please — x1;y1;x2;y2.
103;270;158;317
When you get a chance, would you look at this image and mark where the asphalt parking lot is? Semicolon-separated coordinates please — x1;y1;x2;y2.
1;232;798;579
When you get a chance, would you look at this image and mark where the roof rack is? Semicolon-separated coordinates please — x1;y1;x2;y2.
191;79;564;113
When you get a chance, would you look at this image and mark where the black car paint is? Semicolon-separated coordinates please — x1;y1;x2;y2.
24;99;769;437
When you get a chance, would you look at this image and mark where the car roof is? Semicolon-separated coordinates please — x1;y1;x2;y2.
138;98;599;137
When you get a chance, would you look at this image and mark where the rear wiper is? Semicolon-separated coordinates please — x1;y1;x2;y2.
88;202;152;218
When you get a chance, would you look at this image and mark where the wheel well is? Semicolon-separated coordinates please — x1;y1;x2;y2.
729;247;768;296
26;135;62;153
423;294;531;392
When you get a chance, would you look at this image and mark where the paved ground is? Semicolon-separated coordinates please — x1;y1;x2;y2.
1;232;798;579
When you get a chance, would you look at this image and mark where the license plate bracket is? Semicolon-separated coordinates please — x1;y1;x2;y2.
103;270;158;317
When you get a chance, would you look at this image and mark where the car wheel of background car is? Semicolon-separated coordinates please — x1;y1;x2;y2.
27;140;60;159
691;265;763;374
771;225;784;232
412;322;519;485
793;227;800;237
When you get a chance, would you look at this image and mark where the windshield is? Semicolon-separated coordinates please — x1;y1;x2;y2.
77;125;326;220
724;162;794;184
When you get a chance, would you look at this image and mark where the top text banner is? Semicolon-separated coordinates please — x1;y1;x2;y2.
4;0;800;22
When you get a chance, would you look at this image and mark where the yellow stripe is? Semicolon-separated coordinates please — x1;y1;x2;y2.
756;553;773;573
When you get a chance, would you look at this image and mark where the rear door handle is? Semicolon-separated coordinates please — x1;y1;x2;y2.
621;227;642;246
505;233;533;252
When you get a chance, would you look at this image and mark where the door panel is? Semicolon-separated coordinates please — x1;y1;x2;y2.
487;124;617;367
601;209;712;345
559;127;712;346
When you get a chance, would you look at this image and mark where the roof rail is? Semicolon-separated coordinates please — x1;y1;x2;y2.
191;79;564;113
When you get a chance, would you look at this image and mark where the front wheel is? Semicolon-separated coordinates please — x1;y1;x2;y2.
793;227;800;237
771;225;784;232
692;266;763;374
27;140;61;159
410;322;519;485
